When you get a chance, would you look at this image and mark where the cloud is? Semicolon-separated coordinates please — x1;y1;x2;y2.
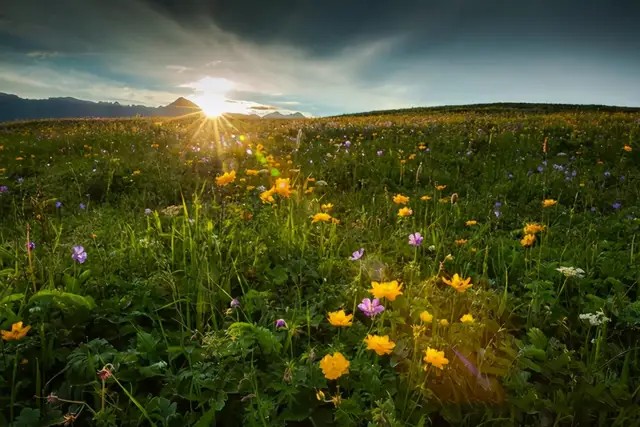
248;105;277;111
1;0;639;114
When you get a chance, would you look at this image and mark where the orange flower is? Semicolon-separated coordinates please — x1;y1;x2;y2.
442;274;473;292
319;352;350;380
423;347;449;369
420;195;432;201
398;207;413;217
370;280;403;301
520;234;536;247
623;145;632;152
435;185;447;191
465;220;477;226
460;313;475;324
259;187;276;204
1;321;31;341
274;178;292;197
524;223;545;235
215;170;236;187
364;335;396;356
393;194;410;205
327;310;353;327
245;169;259;176
312;213;332;223
455;239;468;246
542;199;557;208
419;310;433;323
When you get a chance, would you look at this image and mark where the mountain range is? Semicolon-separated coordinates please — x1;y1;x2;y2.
0;93;306;122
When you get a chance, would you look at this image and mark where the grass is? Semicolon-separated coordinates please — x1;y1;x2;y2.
0;108;639;426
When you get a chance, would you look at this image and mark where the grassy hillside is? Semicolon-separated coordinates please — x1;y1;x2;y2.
1;109;640;426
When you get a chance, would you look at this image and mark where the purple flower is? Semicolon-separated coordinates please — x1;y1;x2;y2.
494;201;502;209
230;298;240;309
275;318;287;329
376;150;384;156
358;298;385;318
349;248;364;261
612;202;622;210
79;203;86;210
72;246;87;264
537;165;544;173
144;208;152;215
55;201;63;208
408;232;423;247
27;241;35;251
0;185;8;193
344;140;351;148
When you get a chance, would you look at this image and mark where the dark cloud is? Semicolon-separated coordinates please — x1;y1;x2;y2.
0;0;638;114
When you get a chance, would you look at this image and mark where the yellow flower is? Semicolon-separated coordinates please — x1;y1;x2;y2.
1;321;31;341
245;169;259;176
393;194;410;205
400;159;407;164
327;310;353;327
455;239;468;246
312;212;332;223
418;144;427;150
520;233;536;247
321;203;334;212
259;187;276;204
370;280;403;301
151;143;159;148
419;310;433;323
305;188;314;194
524;223;546;234
542;199;557;208
364;335;396;356
423;347;449;369
319;352;350;380
132;170;141;176
460;313;475;324
16;157;24;161
215;170;236;187
439;319;449;326
398;207;413;217
465;220;478;226
435;185;447;191
420;195;432;201
442;274;473;293
307;177;316;182
246;185;256;191
274;178;292;198
408;153;416;160
623;145;632;152
315;390;325;401
331;217;340;225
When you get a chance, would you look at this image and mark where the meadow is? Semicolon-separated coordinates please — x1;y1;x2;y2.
1;107;639;426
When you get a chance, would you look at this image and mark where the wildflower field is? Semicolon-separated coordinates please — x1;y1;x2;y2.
1;107;640;426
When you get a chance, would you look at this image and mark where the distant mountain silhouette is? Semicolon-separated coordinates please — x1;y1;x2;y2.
0;93;200;122
263;111;306;119
0;93;307;122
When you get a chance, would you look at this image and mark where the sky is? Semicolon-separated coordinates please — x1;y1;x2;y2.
0;0;639;116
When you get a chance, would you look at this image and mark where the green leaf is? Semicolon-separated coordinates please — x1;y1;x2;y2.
29;289;96;311
14;408;41;427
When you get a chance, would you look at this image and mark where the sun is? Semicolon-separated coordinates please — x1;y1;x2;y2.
197;95;228;118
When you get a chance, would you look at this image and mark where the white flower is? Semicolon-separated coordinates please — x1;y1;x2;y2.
579;309;610;326
556;266;585;278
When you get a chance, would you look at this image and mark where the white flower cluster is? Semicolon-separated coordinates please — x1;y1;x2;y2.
579;309;611;326
556;266;586;278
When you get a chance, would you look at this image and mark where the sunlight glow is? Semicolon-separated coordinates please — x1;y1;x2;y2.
196;94;228;118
